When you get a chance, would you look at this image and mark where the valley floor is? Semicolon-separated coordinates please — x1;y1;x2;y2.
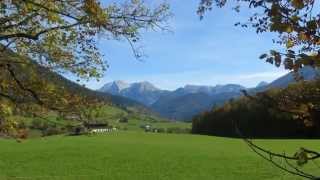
0;132;319;180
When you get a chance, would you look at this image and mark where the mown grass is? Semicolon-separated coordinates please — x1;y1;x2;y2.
0;132;319;180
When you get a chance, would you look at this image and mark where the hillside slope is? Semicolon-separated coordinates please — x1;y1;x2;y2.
254;66;319;92
0;49;155;118
192;79;320;138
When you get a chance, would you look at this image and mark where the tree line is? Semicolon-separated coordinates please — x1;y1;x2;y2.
192;79;320;138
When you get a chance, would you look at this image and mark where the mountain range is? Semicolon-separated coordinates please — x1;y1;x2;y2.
100;81;170;106
98;66;319;121
253;66;319;92
98;82;245;120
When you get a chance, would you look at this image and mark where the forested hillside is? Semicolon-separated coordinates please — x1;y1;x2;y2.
192;79;320;138
0;48;153;111
0;50;172;137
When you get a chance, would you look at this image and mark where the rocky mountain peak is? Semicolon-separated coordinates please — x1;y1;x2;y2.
130;81;159;92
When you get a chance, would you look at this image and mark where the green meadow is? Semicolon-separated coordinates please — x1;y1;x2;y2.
0;132;319;180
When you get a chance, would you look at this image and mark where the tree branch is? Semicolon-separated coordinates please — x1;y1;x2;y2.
233;119;320;179
5;64;43;105
0;12;39;31
0;22;82;41
0;92;18;103
22;0;82;21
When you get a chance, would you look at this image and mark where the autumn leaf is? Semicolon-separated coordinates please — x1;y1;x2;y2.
286;39;294;48
292;0;304;9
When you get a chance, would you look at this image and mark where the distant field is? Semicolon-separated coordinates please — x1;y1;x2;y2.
0;132;319;180
9;104;191;137
94;105;191;132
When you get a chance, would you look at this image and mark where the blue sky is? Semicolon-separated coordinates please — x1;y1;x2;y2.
72;0;290;90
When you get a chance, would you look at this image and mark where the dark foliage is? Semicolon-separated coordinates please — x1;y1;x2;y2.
192;80;320;138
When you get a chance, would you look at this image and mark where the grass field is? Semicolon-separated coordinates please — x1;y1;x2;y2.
91;105;191;132
0;132;319;180
9;104;191;137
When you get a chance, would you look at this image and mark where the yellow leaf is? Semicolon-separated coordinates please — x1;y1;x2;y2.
298;33;308;41
286;26;293;33
291;15;300;22
286;39;294;48
0;103;13;116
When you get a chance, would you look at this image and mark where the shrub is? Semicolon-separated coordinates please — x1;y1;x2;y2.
66;124;88;136
157;128;165;133
31;118;46;130
166;127;191;134
119;117;129;123
42;127;64;136
16;129;28;139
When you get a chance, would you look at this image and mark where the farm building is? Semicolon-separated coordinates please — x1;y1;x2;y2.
84;123;109;130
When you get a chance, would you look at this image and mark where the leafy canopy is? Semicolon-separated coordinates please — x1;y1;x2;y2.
0;0;170;137
0;0;170;78
198;0;320;71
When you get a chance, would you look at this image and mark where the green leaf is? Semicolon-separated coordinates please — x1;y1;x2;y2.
286;39;294;48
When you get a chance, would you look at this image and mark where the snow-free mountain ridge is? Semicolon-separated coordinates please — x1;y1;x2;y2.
99;66;319;120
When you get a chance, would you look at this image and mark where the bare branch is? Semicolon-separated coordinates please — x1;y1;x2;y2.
233;119;320;179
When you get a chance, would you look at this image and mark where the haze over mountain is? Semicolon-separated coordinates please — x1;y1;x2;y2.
99;81;170;105
254;66;319;92
256;81;269;88
99;81;245;120
98;66;319;121
100;80;131;95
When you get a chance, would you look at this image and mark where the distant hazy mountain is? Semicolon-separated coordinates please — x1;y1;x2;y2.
254;66;319;92
151;93;214;120
256;81;269;88
268;66;318;88
99;80;130;95
172;84;244;97
99;81;245;120
99;81;169;105
99;67;319;121
151;84;245;120
151;91;242;120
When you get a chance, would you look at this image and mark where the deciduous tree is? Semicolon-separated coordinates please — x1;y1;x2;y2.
198;0;320;71
0;0;170;136
197;1;320;178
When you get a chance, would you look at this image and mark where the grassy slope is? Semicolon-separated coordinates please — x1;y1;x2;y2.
10;104;190;136
0;132;319;180
1;49;157;121
88;105;190;132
